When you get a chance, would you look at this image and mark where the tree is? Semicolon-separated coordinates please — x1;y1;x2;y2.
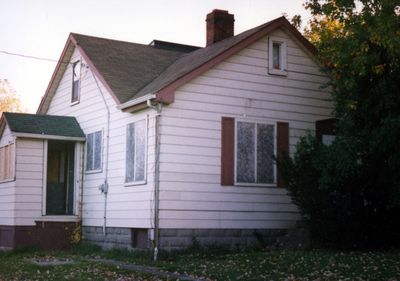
281;1;400;248
0;79;23;115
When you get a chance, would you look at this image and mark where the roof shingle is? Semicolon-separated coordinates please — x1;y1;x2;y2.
72;34;189;103
3;112;85;138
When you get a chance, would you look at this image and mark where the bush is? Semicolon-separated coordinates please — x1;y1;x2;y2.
280;133;400;249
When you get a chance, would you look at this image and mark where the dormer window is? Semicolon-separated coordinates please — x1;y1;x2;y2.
268;37;287;76
71;61;81;104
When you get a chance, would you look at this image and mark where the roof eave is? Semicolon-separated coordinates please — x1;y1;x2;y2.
12;132;85;142
70;34;122;106
118;93;157;111
37;34;75;114
155;17;317;103
37;33;124;115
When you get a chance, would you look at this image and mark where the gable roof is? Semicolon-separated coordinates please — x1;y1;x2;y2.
1;112;85;140
37;34;195;114
146;16;317;104
37;16;316;113
71;34;190;104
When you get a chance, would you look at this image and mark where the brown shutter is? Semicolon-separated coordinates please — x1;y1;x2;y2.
277;122;289;187
221;117;234;186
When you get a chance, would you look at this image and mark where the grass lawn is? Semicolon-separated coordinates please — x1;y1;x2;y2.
0;245;399;281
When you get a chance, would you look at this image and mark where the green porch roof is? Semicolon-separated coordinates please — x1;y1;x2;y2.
2;112;85;139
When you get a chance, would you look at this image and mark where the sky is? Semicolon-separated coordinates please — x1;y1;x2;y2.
0;0;311;113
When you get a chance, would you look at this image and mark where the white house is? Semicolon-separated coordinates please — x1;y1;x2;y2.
0;10;333;250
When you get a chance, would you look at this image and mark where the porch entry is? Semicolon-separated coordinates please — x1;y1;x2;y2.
46;140;75;215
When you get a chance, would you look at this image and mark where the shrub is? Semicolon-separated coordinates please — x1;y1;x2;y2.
280;133;400;249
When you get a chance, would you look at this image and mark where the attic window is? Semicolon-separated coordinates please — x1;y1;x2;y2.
272;43;281;69
71;61;81;104
268;37;287;76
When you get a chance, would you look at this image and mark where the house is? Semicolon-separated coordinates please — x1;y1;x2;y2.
0;10;333;251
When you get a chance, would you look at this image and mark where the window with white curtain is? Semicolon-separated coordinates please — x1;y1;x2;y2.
126;119;147;184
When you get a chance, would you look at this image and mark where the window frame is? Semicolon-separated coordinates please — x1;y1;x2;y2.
234;118;277;187
125;117;148;186
71;60;81;105
0;141;16;183
268;36;288;76
85;130;103;174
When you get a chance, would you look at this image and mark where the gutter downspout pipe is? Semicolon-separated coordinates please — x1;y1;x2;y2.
147;99;162;261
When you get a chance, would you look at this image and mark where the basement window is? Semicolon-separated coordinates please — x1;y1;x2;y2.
71;61;81;104
268;37;287;76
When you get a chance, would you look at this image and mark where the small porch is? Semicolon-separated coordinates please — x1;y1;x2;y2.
0;112;85;249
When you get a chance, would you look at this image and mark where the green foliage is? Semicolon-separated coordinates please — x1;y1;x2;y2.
281;0;400;248
280;134;400;247
0;79;24;115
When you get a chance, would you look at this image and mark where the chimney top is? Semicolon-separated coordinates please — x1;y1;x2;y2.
206;9;234;46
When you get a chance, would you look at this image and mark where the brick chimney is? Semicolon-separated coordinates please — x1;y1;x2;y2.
206;9;234;46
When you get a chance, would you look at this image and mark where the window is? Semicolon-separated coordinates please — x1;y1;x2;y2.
235;120;275;185
272;42;281;69
268;37;287;76
0;143;15;182
315;118;337;145
71;61;81;103
221;117;289;187
126;119;146;184
86;131;102;172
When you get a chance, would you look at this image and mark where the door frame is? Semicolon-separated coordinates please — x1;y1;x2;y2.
41;140;82;217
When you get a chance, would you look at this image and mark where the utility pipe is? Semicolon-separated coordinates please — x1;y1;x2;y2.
147;99;162;261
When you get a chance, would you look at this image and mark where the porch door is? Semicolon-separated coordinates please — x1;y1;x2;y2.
46;141;75;215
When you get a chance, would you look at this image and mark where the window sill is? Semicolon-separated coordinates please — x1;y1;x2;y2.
124;180;147;187
35;216;81;222
234;182;277;188
85;169;103;175
0;178;15;184
268;69;287;76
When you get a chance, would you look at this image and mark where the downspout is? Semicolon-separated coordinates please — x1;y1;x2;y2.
147;99;162;261
91;67;110;235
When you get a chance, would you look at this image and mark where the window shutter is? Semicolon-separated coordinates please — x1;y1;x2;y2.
221;117;234;186
277;122;289;187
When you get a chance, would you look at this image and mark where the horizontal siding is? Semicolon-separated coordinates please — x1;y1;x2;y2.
0;126;16;225
160;219;296;229
158;29;332;229
47;48;156;229
0;182;15;225
14;139;44;225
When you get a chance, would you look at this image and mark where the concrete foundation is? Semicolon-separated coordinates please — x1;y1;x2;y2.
82;226;288;251
159;228;287;250
82;226;149;250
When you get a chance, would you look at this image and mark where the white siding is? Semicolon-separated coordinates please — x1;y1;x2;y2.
46;48;156;229
158;29;333;229
0;125;16;225
0;133;44;226
14;139;44;225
